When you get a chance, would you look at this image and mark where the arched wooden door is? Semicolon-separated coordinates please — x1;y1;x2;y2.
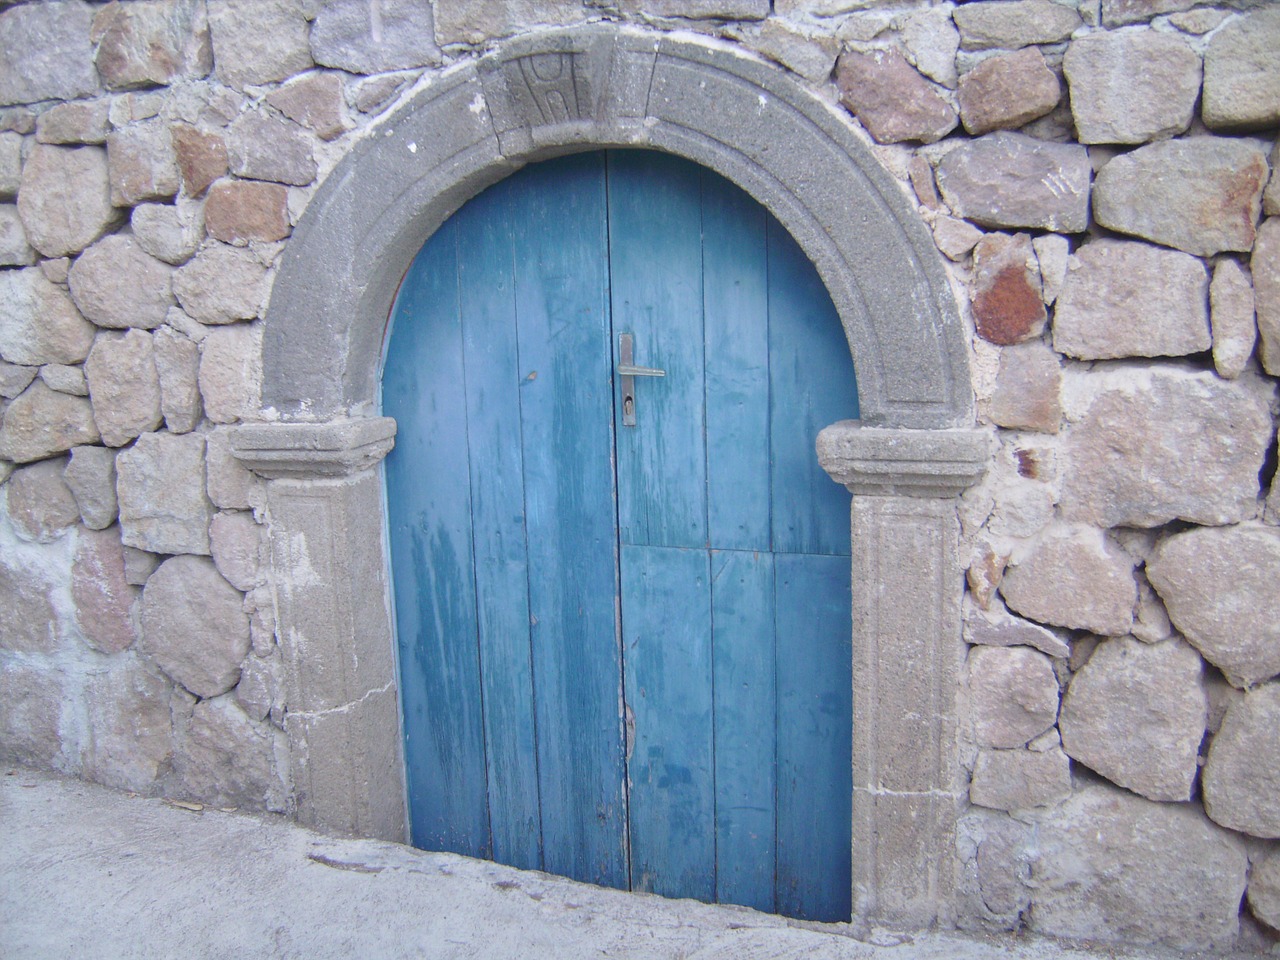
383;150;856;921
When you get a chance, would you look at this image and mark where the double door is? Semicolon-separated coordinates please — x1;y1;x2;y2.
384;150;855;921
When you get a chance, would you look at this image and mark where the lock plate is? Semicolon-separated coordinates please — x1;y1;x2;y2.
618;334;664;427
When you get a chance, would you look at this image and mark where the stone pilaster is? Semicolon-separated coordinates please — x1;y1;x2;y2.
818;421;988;930
230;417;406;842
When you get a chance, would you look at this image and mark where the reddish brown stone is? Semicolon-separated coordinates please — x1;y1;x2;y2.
170;123;228;197
266;72;348;142
204;180;290;243
971;232;1046;345
836;49;957;144
958;48;1060;136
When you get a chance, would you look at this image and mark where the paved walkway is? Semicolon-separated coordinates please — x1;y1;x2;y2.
0;767;1241;959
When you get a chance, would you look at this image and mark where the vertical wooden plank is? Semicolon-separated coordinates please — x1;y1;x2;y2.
711;548;777;913
455;180;542;871
701;169;771;553
767;217;858;557
775;552;852;923
512;153;629;889
609;150;707;550
383;218;492;859
622;543;715;901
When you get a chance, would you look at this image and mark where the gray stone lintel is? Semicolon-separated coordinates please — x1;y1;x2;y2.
228;417;397;480
817;421;989;498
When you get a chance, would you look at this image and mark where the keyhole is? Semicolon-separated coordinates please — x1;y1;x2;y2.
624;397;634;419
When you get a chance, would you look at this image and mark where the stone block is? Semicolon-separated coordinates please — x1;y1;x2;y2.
953;1;1082;51
1059;365;1274;528
1063;30;1200;144
35;99;111;146
434;0;585;45
173;694;287;811
1052;239;1209;360
170;123;228;197
1203;684;1280;838
226;110;317;187
140;555;249;699
5;457;80;542
0;663;63;765
1248;849;1280;930
208;0;313;89
205;427;265;510
1146;525;1280;689
958;48;1060;136
988;340;1061;434
0;1;100;107
966;645;1058;749
91;0;212;91
936;132;1090;233
964;600;1069;658
63;444;118;530
236;651;284;725
0;360;36;399
106;121;180;206
986;477;1053;540
931;214;982;261
0;131;21;197
173;243;269;324
1210;258;1256;380
0;380;99;463
1060;636;1205;802
0;203;35;266
970;232;1045;345
205;180;291;243
266;72;350;141
16;144;117;258
901;7;959;87
72;525;140;654
1255;218;1280;376
152;327;202;434
83;660;172;793
1203;8;1280;131
1000;525;1136;636
116;431;213;555
970;746;1070;812
1030;780;1248;952
39;364;87;397
199;322;262;423
68;235;175;330
1101;0;1200;27
1093;137;1269;257
84;330;163;448
733;20;838;85
0;268;95;365
310;0;440;75
131;202;204;266
0;556;59;654
209;510;262;591
835;49;956;145
123;546;161;586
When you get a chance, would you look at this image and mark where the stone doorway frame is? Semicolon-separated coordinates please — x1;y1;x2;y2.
229;25;987;930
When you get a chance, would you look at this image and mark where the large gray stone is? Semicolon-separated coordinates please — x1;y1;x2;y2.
953;1;1082;51
1146;525;1280;689
1060;366;1274;528
34;99;111;146
0;360;36;399
966;645;1059;749
964;600;1070;658
1256;218;1280;376
16;144;116;258
969;746;1070;812
209;510;262;592
1030;780;1248;952
173;693;286;811
1093;138;1269;257
83;661;172;793
39;364;87;397
235;652;284;726
63;444;118;530
738;19;839;86
969;232;1045;346
434;0;585;45
1210;258;1257;380
1101;0;1202;27
226;110;317;187
91;0;212;91
199;322;262;423
958;48;1060;137
173;244;269;324
1203;684;1280;838
205;427;265;511
1001;526;1136;636
987;340;1061;434
1060;637;1206;802
5;457;80;542
106;121;180;206
0;203;35;266
0;1;100;107
140;555;248;699
0;268;96;366
69;235;175;330
1063;30;1200;144
835;49;957;145
116;432;213;555
0;558;58;654
310;0;440;74
131;202;204;266
1052;239;1209;360
0;379;99;463
0;664;63;765
153;327;202;433
1203;8;1280;132
72;525;140;654
1249;849;1280;930
936;132;1090;233
84;330;163;448
208;0;313;89
900;7;959;88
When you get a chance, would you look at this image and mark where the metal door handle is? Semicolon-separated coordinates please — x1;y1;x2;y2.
619;334;664;427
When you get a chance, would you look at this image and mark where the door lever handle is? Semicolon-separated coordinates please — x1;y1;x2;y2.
618;334;663;427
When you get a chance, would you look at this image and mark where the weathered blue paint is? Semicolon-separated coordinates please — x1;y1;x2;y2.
384;150;856;921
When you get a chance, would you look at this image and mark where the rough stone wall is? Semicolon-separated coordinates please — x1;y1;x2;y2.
0;0;1278;953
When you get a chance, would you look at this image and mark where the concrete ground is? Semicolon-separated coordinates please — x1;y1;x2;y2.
0;767;1253;960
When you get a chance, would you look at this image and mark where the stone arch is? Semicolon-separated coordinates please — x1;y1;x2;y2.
262;25;971;429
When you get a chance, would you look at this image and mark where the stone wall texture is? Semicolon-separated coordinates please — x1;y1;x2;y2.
0;0;1277;953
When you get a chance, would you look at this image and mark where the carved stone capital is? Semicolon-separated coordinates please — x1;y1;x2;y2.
817;422;990;498
228;417;397;480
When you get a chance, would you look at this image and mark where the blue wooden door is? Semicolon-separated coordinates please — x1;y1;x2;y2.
383;150;856;922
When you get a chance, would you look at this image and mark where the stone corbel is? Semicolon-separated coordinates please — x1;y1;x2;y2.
818;421;988;931
228;417;407;843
